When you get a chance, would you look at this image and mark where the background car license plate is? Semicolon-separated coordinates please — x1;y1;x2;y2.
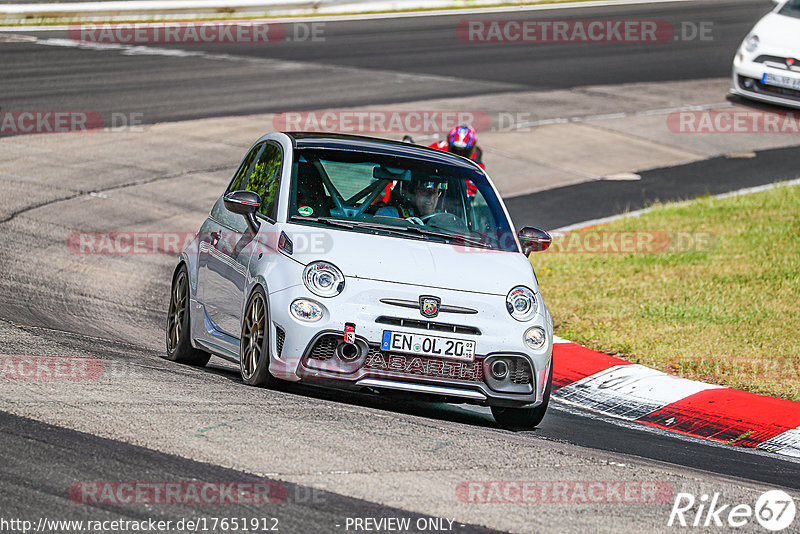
761;73;800;91
381;330;475;360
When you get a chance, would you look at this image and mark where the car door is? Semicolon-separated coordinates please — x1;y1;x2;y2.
198;142;264;336
202;141;284;337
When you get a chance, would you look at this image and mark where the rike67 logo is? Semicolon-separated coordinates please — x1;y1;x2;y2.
668;490;796;531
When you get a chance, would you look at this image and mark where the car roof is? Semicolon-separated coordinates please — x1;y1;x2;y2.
285;132;480;170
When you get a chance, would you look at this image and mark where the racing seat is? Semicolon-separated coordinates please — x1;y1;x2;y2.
296;162;333;217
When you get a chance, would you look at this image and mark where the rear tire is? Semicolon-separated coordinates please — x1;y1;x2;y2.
166;264;211;366
239;286;275;387
491;361;552;429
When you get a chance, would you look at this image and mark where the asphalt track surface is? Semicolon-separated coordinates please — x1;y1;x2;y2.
0;0;776;125
0;411;500;533
2;0;800;532
506;144;800;229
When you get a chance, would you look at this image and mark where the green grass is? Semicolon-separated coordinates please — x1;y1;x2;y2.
532;184;800;401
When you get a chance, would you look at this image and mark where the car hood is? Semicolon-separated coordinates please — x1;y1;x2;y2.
749;13;800;56
284;226;538;296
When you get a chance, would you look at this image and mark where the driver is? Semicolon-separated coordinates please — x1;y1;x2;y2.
375;174;446;221
407;178;442;218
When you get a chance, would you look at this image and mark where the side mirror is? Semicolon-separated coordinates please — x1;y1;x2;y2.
224;190;261;234
518;226;552;256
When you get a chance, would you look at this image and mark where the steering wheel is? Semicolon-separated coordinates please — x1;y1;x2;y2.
406;212;468;229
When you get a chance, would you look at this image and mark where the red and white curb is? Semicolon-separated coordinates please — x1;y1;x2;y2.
546;180;800;458
550;337;800;457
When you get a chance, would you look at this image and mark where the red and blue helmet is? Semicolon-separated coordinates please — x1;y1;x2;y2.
447;125;477;156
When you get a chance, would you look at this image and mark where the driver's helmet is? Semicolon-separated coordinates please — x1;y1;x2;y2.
447;125;477;157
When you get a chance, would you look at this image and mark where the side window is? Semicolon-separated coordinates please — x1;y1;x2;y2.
227;142;264;193
246;143;283;220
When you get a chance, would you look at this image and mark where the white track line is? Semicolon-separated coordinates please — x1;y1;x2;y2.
554;364;722;420
550;177;800;233
512;101;732;130
758;427;800;457
28;34;496;88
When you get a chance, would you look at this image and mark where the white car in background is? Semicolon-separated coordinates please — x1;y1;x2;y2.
731;0;800;109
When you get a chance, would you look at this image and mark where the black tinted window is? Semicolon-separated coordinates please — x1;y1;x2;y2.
780;0;800;17
228;142;264;193
246;143;283;220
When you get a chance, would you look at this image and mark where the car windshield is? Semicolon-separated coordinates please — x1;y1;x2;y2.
287;148;518;252
779;0;800;18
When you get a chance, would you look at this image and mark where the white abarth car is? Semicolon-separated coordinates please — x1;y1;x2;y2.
732;0;800;109
166;132;554;428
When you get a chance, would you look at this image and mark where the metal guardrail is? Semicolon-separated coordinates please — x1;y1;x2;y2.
0;0;489;20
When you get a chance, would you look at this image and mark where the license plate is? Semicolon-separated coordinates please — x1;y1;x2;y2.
381;330;475;360
761;73;800;90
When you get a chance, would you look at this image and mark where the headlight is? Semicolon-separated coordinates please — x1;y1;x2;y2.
303;261;345;297
506;286;537;321
290;299;324;322
744;35;759;52
524;327;547;350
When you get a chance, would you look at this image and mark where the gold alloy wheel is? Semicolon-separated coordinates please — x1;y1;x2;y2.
241;292;266;380
166;270;187;354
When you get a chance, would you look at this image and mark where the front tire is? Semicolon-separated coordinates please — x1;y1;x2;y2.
166;264;211;366
240;286;274;387
491;361;553;429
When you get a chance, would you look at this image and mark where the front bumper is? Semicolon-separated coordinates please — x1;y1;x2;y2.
266;277;553;407
731;55;800;109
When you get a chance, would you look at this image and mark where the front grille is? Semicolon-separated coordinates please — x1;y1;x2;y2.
303;334;486;383
754;55;785;64
738;75;800;102
275;327;285;357
507;358;532;385
375;316;481;336
753;55;800;72
307;334;339;360
364;345;485;382
756;80;800;100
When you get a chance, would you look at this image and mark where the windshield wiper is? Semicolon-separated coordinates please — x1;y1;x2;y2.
407;227;491;248
346;221;429;240
290;216;491;248
290;216;429;240
352;221;491;248
289;215;355;229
